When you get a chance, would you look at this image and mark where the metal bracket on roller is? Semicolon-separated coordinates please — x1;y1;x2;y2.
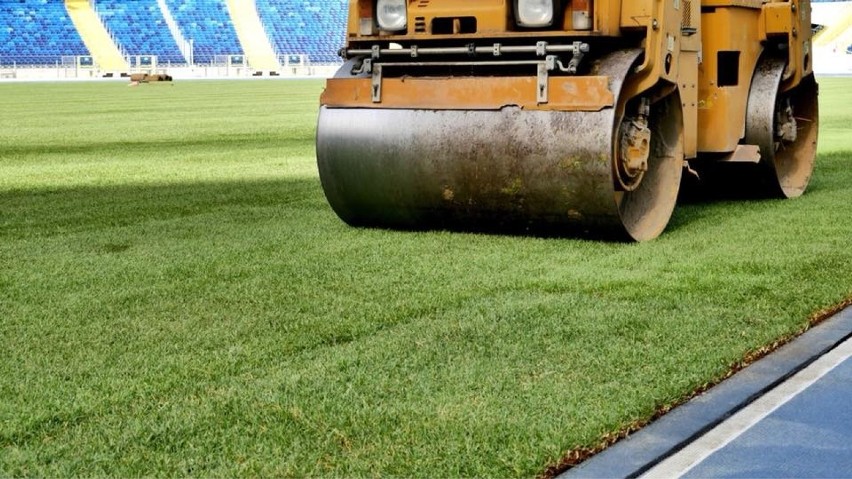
545;42;588;75
351;58;383;103
347;41;589;60
538;42;589;103
353;58;372;75
352;41;591;105
537;63;548;103
371;64;382;103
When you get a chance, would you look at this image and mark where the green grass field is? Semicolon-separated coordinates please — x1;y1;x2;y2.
1;78;850;477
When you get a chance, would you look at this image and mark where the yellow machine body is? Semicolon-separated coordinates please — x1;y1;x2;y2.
317;0;818;240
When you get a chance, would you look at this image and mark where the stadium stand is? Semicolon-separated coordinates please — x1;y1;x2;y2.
0;0;88;65
1;0;347;68
814;3;852;45
225;0;279;70
96;0;185;64
164;0;242;65
256;0;347;64
65;0;128;71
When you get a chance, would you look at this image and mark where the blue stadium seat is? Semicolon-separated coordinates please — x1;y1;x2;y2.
255;0;346;64
0;0;88;65
164;0;242;64
97;0;186;64
0;0;346;67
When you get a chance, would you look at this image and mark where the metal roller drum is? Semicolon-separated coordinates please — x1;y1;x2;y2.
745;57;819;199
316;50;684;241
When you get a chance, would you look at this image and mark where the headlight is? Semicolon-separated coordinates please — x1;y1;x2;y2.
514;0;555;28
376;0;407;31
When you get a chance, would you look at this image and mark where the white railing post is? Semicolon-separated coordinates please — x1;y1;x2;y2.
157;0;192;64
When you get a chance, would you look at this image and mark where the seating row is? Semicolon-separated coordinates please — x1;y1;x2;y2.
0;0;346;66
0;0;88;65
97;0;185;64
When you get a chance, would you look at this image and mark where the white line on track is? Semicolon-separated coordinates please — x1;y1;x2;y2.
640;336;852;478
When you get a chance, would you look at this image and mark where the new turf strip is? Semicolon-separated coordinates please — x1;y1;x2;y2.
1;79;850;476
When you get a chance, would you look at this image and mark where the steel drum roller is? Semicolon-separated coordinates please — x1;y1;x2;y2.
317;51;684;241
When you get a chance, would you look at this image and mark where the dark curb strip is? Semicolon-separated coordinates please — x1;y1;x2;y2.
561;306;852;479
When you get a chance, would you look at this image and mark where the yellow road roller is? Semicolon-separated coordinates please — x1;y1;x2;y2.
317;0;818;241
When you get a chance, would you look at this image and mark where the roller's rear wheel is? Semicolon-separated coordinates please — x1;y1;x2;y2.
745;59;818;198
684;58;818;200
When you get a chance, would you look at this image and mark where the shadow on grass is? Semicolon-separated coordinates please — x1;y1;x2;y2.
5;150;847;242
678;151;849;202
3;133;312;158
0;177;328;240
666;150;851;232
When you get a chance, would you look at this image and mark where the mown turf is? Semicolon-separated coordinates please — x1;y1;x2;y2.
1;78;850;477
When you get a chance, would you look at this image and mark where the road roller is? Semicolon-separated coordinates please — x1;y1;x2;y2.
317;0;818;240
